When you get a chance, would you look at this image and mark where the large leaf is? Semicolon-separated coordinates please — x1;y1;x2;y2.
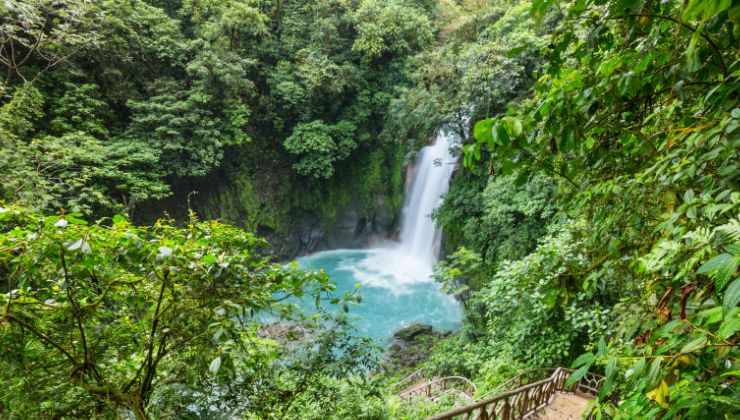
724;278;740;313
718;310;740;340
501;117;523;138
680;335;707;354
473;118;495;145
565;365;590;387
571;352;595;368
698;253;738;290
493;123;511;146
683;0;707;21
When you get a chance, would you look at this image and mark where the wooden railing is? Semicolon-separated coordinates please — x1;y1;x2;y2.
399;376;477;401
391;369;424;393
428;368;604;420
476;368;557;401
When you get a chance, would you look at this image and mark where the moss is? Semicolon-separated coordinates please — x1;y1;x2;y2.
386;144;406;215
200;139;407;237
201;172;291;233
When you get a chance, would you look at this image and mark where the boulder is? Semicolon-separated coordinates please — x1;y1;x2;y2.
384;323;447;369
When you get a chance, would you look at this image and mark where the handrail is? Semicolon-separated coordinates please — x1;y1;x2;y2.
399;376;477;401
432;388;475;403
391;369;424;392
477;368;557;400
428;367;605;420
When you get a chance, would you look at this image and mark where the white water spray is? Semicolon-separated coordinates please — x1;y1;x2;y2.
338;128;458;293
398;129;458;266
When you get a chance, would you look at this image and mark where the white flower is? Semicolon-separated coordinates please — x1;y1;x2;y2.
54;219;68;228
157;246;173;259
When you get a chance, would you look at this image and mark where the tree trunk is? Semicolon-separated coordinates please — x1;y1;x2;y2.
131;400;149;420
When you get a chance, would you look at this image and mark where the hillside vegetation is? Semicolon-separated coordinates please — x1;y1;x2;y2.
1;0;738;418
422;0;740;418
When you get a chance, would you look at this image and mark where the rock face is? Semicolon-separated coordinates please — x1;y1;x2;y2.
264;196;398;259
134;172;400;260
385;323;448;369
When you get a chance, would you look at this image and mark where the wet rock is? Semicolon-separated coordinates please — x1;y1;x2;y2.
257;322;311;347
384;323;448;369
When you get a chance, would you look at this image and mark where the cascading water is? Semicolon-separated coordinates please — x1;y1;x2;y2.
296;127;462;342
398;129;457;266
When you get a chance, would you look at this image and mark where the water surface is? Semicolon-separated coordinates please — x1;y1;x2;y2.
298;248;462;344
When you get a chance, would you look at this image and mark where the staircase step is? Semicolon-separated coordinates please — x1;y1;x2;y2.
532;392;592;420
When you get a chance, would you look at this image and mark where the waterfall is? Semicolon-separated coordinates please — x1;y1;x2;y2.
398;128;457;265
293;128;463;336
313;127;459;294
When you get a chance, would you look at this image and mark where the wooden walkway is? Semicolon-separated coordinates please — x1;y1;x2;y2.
397;367;604;420
531;392;592;420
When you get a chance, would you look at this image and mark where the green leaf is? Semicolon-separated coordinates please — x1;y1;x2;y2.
683;0;729;21
493;123;511;146
605;357;617;379
705;0;732;20
698;253;738;289
720;370;740;377
685;32;701;72
473;118;495;145
572;352;595;368
597;337;607;357
502;117;523;138
531;0;555;20
647;358;662;386
718;311;740;340
209;356;222;374
683;0;707;21
680;335;707;353
625;358;645;380
698;306;724;325
565;365;589;387
724;278;740;313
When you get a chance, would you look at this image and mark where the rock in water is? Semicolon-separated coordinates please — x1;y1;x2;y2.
385;323;447;369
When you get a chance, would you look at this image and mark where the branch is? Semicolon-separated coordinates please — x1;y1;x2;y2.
519;147;580;189
610;13;728;77
139;270;169;402
61;247;90;366
4;313;77;365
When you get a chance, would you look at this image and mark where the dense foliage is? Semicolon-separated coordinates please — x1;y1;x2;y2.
424;0;739;418
0;205;386;418
0;0;437;246
1;0;738;418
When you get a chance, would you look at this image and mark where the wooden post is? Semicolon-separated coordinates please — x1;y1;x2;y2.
479;405;489;420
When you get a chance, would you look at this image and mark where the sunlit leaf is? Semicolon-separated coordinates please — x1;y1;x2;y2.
209;356;221;374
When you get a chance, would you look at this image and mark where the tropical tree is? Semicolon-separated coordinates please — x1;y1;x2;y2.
0;206;337;418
